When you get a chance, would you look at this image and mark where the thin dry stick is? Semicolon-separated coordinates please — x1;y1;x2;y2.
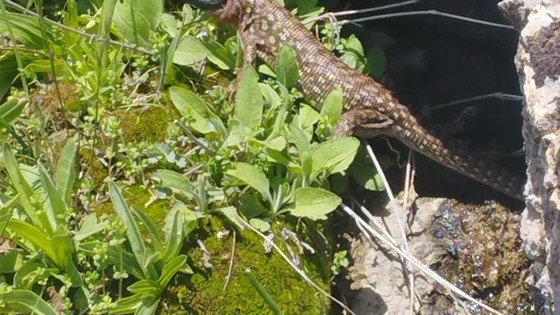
432;92;524;110
365;144;415;309
340;10;515;30
241;219;357;315
223;230;236;292
304;0;419;23
402;149;416;314
342;204;504;315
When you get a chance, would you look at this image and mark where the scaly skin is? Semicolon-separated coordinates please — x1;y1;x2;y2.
185;0;525;200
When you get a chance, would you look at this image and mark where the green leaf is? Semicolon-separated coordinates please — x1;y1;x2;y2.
109;182;157;280
0;98;26;125
311;137;360;176
127;279;161;296
39;166;64;234
366;47;387;79
156;169;194;198
0;53;20;99
235;66;264;130
7;220;57;265
74;213;109;241
173;36;208;66
134;207;163;252
226;163;271;203
113;0;163;45
349;147;385;191
291;187;341;218
0;289;59;315
2;143;41;227
320;88;343;123
218;206;245;230
204;39;236;70
0;12;45;49
158;255;187;287
275;45;300;88
0;193;19;236
169;86;215;134
246;270;282;315
56;134;78;205
161;205;184;261
0;251;23;273
111;293;144;314
298;105;320;129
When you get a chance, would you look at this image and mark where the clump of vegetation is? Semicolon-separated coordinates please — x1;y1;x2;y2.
0;0;382;313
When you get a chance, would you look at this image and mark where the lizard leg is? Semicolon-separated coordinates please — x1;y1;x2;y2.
332;109;394;138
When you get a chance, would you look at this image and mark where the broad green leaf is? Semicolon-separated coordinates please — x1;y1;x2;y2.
226;163;271;203
7;220;57;265
169;86;215;134
275;45;300;88
299;105;320;129
127;279;161;296
0;251;23;273
366;47;387;79
161;206;184;261
263;137;287;151
349;148;385;191
113;0;163;45
290;125;311;156
74;213;109;241
0;193;19;236
0;289;58;315
320;88;343;123
134;206;163;252
156;169;194;197
291;187;341;218
0;12;45;49
111;294;144;314
158;255;187;287
0;98;26;125
56;134;78;205
135;297;160;315
340;35;366;71
249;218;271;232
235;66;264;129
173;36;208;66
25;59;71;76
311;137;360;175
50;232;74;269
2;143;41;227
204;39;236;70
0;53;19;99
239;194;267;218
109;182;158;280
219;206;245;230
259;83;282;108
39;166;64;234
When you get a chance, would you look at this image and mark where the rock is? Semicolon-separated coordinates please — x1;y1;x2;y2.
498;0;560;312
345;198;532;314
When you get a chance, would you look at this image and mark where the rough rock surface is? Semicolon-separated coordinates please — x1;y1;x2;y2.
345;197;532;314
346;198;446;314
498;0;560;313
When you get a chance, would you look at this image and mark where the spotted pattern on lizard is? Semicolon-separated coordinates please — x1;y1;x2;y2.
184;0;525;200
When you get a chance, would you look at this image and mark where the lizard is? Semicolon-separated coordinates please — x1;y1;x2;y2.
183;0;525;200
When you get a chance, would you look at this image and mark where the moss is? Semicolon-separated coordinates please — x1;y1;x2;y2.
161;217;331;314
116;105;178;144
92;185;169;229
